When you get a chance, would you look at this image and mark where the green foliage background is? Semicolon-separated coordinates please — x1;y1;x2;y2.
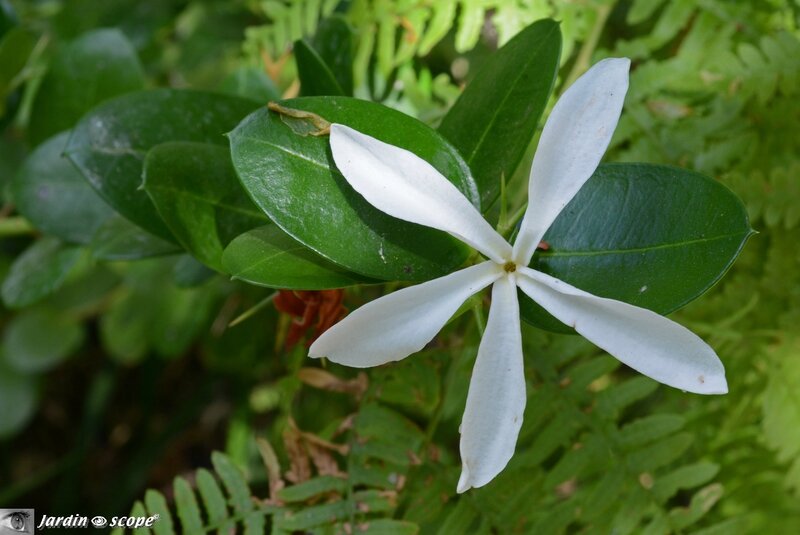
0;0;798;533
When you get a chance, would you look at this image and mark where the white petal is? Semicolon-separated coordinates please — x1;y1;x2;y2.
516;268;727;394
330;124;512;263
458;275;526;493
309;262;503;367
513;58;630;265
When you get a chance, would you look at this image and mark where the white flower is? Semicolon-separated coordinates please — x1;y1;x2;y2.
308;58;727;493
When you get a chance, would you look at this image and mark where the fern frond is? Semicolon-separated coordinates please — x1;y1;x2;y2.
246;0;339;57
112;452;273;535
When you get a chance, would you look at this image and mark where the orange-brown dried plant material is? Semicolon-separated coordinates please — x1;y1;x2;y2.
274;290;347;350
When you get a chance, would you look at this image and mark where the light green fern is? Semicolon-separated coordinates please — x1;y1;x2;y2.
111;452;270;535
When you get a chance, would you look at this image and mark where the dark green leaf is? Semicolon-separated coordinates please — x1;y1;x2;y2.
201;292;277;375
3;308;84;373
295;17;354;97
29;28;146;145
13;131;115;244
218;66;280;103
0;353;38;438
150;282;216;358
1;237;84;308
48;264;121;313
0;134;24;196
310;17;354;96
99;285;151;364
90;216;181;261
99;258;216;362
438;19;561;209
66;89;258;240
143;142;268;271
52;0;173;42
229;97;476;281
295;39;345;96
222;225;369;289
172;255;215;288
521;163;754;332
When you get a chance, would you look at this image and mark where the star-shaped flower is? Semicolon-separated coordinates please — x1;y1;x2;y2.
308;58;726;493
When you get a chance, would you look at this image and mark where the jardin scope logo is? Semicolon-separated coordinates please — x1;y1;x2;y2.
0;509;160;532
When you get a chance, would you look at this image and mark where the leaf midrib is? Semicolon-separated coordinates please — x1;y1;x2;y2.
230;244;308;275
538;231;748;258
462;23;558;165
146;183;268;220
228;242;350;281
235;135;330;172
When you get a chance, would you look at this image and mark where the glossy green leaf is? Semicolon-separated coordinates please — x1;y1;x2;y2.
66;89;259;240
295;39;344;96
143;142;268;271
29;28;145;145
229;97;476;281
90;216;181;261
438;19;561;209
3;308;84;373
1;237;84;308
520;163;754;332
222;225;368;289
13;131;115;244
218;66;280;103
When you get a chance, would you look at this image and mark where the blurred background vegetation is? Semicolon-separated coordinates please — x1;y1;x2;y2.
0;0;798;533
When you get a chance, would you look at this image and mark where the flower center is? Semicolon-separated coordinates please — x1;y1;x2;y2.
503;261;517;273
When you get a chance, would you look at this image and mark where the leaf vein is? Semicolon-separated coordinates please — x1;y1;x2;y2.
538;231;748;258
